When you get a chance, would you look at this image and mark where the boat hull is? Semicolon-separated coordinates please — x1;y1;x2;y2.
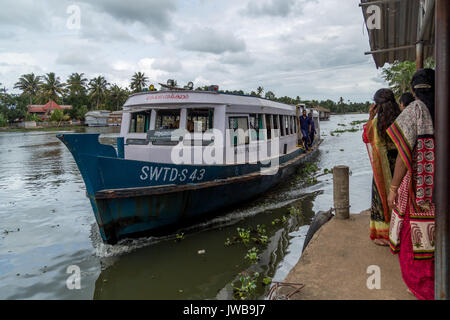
57;133;321;244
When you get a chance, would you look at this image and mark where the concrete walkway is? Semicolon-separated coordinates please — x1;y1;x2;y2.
279;210;416;300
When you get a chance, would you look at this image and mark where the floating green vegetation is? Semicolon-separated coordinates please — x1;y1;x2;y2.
256;224;266;235
289;206;301;216
237;227;251;245
175;232;185;242
263;277;272;286
350;119;368;126
258;235;268;245
232;272;259;300
331;127;359;135
323;168;333;175
224;238;232;247
245;247;259;264
337;123;346;127
281;215;288;223
271;218;281;226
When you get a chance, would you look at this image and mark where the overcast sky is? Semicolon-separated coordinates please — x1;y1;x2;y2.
0;0;388;102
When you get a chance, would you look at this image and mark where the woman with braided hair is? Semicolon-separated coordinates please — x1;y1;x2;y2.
363;88;401;246
386;68;436;300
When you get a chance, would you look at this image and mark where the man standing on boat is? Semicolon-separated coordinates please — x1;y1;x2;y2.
308;111;316;148
300;110;310;151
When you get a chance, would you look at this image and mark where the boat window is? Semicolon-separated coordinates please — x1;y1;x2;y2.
229;117;249;146
294;116;298;133
280;116;285;136
273;115;279;137
155;109;180;130
290;116;294;135
187;109;214;133
285;116;290;135
249;114;265;141
129;111;151;133
265;114;272;140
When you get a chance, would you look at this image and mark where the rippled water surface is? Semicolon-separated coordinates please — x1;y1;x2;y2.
0;114;371;299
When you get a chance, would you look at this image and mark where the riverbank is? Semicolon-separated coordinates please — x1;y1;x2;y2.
277;210;415;300
0;125;86;133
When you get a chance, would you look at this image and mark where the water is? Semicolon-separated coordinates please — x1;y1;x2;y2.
0;114;372;300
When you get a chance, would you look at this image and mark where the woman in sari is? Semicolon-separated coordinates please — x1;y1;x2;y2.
363;89;401;246
387;68;435;300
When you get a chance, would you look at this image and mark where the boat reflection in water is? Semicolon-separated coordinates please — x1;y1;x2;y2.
93;192;319;300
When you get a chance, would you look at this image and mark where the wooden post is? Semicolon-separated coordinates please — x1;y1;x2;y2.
333;166;350;219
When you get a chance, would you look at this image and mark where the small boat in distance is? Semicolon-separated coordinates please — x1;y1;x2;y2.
58;82;322;244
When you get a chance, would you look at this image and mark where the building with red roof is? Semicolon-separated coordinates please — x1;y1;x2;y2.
27;100;72;120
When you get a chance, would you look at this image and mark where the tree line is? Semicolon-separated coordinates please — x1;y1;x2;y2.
1;71;390;127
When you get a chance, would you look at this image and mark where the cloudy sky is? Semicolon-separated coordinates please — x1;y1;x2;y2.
0;0;387;102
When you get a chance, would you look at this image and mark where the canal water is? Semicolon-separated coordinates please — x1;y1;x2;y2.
0;114;372;300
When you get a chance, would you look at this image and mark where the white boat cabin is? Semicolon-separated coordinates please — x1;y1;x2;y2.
119;90;320;165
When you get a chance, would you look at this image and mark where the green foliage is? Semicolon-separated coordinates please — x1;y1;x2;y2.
262;277;272;286
49;109;64;122
175;232;184;242
237;227;251;245
289;206;301;216
0;113;6;127
232;272;259;300
381;58;435;98
245;247;259;264
224;238;232;246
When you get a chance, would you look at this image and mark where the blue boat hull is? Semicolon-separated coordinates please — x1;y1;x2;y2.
57;134;321;244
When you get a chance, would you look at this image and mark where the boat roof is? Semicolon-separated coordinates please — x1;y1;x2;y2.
123;90;297;112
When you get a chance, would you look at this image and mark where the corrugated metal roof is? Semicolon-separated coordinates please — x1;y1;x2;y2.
361;0;435;68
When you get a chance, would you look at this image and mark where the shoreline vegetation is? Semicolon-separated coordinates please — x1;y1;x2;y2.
0;72;374;130
0;58;434;129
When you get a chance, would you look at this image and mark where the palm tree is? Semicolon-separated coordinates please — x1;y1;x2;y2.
66;73;88;96
14;73;42;105
88;76;109;110
109;84;128;110
40;73;65;103
130;72;149;93
256;86;264;97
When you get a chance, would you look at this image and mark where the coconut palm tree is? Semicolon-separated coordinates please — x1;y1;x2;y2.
88;76;109;110
256;86;264;97
130;72;149;93
14;73;42;105
66;73;88;96
40;73;65;103
109;84;128;110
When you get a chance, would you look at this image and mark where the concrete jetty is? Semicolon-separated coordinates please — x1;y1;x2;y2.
278;210;415;300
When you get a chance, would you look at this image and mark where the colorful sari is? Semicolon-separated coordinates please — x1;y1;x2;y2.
386;100;435;300
363;118;398;241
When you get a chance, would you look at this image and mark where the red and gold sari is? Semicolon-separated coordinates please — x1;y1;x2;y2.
386;100;435;300
363;118;397;241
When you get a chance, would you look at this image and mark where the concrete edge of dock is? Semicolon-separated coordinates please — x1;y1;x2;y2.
276;210;416;300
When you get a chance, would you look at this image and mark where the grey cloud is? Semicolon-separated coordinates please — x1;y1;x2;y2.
180;27;246;54
244;0;314;17
152;59;183;72
78;0;176;31
219;52;254;66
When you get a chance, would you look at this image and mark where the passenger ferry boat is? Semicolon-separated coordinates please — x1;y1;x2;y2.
58;82;322;244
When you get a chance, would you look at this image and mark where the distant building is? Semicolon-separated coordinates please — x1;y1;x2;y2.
108;111;123;126
314;106;331;121
85;110;111;127
27;100;72;120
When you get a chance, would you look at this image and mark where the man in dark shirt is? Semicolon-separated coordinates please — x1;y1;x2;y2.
300;110;310;150
308;112;316;147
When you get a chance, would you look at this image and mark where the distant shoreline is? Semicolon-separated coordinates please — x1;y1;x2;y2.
0;125;85;133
